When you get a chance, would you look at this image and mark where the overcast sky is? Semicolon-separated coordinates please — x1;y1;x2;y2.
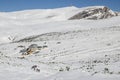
0;0;120;12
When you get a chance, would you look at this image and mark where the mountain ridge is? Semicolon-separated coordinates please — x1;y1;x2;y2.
0;6;119;21
69;6;118;20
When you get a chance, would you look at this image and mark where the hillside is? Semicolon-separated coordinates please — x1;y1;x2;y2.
69;6;118;20
0;6;120;80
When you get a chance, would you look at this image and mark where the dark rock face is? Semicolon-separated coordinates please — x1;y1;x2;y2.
69;6;118;20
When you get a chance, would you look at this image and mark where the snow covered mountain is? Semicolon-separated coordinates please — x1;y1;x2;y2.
69;6;118;20
0;6;120;80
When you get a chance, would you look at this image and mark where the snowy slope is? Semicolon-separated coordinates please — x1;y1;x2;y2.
0;6;119;44
0;6;120;80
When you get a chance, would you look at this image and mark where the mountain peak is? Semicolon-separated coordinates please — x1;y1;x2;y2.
69;6;118;20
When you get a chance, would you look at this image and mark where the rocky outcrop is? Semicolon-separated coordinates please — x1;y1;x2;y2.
69;6;118;20
20;44;48;55
26;44;39;55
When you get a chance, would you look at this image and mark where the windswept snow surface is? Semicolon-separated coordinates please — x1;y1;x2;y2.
0;6;120;80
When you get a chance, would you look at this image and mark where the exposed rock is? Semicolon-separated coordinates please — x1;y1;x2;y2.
69;6;118;20
31;65;40;72
26;44;39;55
20;44;48;55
